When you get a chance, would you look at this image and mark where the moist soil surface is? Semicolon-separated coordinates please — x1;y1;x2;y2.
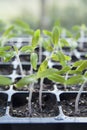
57;84;87;91
0;65;13;75
0;99;7;116
10;93;59;117
0;85;9;91
61;93;87;117
13;84;54;91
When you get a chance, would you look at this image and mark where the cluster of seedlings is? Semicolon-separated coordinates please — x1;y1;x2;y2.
0;20;87;117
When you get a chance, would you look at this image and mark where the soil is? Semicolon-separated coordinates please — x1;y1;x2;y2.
71;55;79;62
0;85;9;91
19;54;30;62
60;93;87;117
0;64;13;75
10;93;59;117
77;47;87;52
16;64;31;75
0;98;7;117
16;64;40;75
57;84;87;91
13;83;54;91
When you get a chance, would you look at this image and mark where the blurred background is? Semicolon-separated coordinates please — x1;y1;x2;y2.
0;0;87;30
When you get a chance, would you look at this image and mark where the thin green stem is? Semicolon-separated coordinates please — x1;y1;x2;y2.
39;78;44;111
75;81;86;114
28;65;34;116
64;72;69;90
16;52;24;77
28;83;34;116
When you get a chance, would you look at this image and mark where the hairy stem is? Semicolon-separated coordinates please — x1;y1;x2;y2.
75;81;86;114
64;71;70;90
28;83;34;116
16;52;24;77
39;78;44;111
28;65;34;116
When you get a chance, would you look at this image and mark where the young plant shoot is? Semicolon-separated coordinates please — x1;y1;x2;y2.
43;26;71;90
16;29;40;116
65;60;87;114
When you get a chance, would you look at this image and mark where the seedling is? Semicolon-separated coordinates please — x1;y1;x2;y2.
1;20;87;118
64;60;87;114
16;25;71;115
42;25;87;115
16;29;40;116
72;24;87;51
43;26;71;90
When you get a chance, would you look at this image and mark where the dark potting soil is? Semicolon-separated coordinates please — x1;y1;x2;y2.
10;93;59;117
60;93;87;117
0;98;7;116
0;65;13;75
77;47;87;52
19;54;30;62
13;84;54;91
16;64;31;75
0;85;9;91
57;84;87;91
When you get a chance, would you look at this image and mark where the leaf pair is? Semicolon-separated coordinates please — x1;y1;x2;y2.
52;51;71;66
43;26;60;45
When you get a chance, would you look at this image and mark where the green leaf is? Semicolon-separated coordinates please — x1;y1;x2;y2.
66;75;84;85
66;30;72;37
0;51;5;57
20;45;34;53
69;70;81;75
64;55;71;61
84;72;87;78
0;46;15;62
15;19;30;30
2;25;14;37
38;60;48;72
47;73;65;84
52;26;59;44
75;32;81;40
52;52;70;67
51;53;59;61
0;76;12;86
58;66;71;74
30;53;38;70
72;25;80;31
56;51;67;66
43;30;52;37
72;60;84;67
37;68;58;78
0;46;11;51
25;29;34;35
13;46;18;54
3;51;15;62
42;40;53;52
76;60;87;72
16;74;37;88
32;29;40;48
52;51;67;66
60;38;69;47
